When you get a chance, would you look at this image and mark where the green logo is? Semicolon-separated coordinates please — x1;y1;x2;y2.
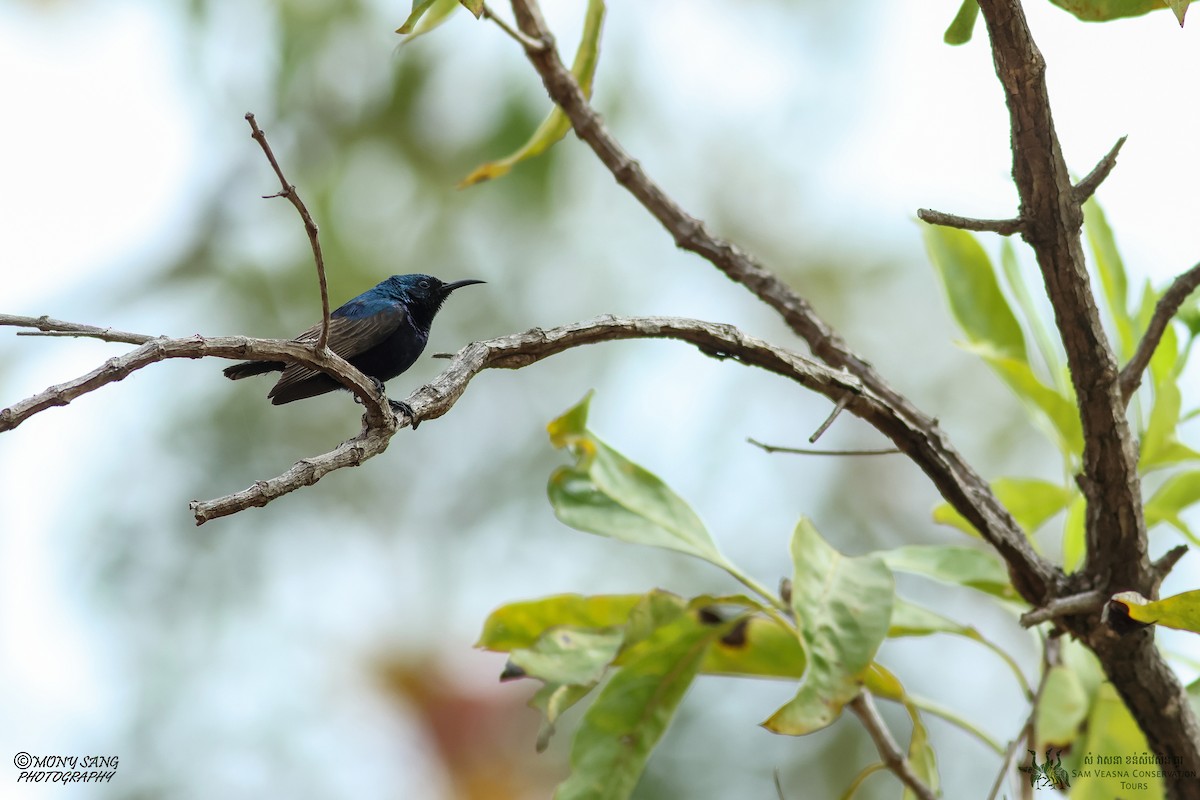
1019;748;1070;791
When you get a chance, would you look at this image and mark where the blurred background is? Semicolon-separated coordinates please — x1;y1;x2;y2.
2;0;1199;797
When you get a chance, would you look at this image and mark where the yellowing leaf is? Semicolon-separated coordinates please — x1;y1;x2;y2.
461;0;606;186
1112;589;1200;633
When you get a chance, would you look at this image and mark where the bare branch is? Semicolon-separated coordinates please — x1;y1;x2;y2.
244;113;332;351
747;438;901;457
1119;261;1200;402
1019;590;1105;628
916;208;1024;235
809;392;853;443
847;692;937;800
1152;544;1189;587
1074;135;1128;204
1;314;155;345
505;0;1057;605
0;331;391;436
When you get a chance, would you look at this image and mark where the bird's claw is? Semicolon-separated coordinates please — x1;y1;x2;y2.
389;398;420;430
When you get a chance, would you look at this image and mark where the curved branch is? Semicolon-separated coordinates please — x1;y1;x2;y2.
1119;261;1200;402
244;113;332;351
503;0;1057;604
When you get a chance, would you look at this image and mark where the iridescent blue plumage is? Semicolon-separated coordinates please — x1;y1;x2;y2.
223;274;484;410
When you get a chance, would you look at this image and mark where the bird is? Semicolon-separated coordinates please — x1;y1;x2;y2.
223;274;484;424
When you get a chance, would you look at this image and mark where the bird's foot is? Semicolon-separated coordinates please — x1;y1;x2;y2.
389;398;420;430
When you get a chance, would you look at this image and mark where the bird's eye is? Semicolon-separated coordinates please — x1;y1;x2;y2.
419;279;432;289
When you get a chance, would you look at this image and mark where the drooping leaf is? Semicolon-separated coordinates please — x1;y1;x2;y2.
1034;665;1089;749
1000;238;1065;391
531;681;598;753
546;392;732;571
1111;589;1200;633
922;223;1027;361
508;627;625;686
554;610;728;800
888;597;1030;696
932;478;1074;543
903;701;939;800
944;0;980;44
973;349;1083;456
398;0;459;43
880;545;1017;600
1083;197;1134;360
477;593;643;651
458;0;484;18
461;0;606;186
1145;469;1200;544
397;0;439;33
1140;378;1200;471
763;519;894;735
1062;493;1087;573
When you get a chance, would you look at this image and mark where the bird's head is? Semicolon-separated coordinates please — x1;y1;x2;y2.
386;274;485;327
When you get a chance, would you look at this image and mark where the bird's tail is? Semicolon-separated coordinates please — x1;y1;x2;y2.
223;360;286;381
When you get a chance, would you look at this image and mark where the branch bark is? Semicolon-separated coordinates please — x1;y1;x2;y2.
503;0;1058;606
971;0;1200;791
1119;261;1200;402
847;692;937;800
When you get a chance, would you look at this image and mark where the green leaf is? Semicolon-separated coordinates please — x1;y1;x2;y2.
903;702;939;800
1049;0;1187;24
1034;665;1089;749
397;0;439;33
1000;238;1065;391
531;682;598;753
554;610;726;800
1062;493;1087;573
1083;197;1134;360
461;0;606;185
1145;469;1200;544
932;478;1074;542
398;0;459;43
943;0;979;44
1072;683;1162;799
546;393;732;570
763;519;894;735
477;593;643;651
922;223;1027;361
458;0;484;18
879;544;1017;600
700;615;806;679
509;627;625;686
888;597;1030;697
973;350;1083;455
1112;589;1200;633
1141;378;1200;471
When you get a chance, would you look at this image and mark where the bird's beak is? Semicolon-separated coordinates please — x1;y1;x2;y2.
442;279;486;294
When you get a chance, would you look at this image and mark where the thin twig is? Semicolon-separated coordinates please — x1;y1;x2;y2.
1;314;155;345
917;208;1024;235
1019;590;1105;628
1073;135;1128;204
1119;261;1200;403
809;392;853;443
244;113;331;351
1152;544;1189;587
747;437;901;457
847;692;937;800
481;2;546;51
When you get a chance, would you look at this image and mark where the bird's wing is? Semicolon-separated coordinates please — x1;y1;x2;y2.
268;303;407;398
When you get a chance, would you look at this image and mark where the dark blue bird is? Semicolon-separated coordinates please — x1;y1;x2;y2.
223;274;484;420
